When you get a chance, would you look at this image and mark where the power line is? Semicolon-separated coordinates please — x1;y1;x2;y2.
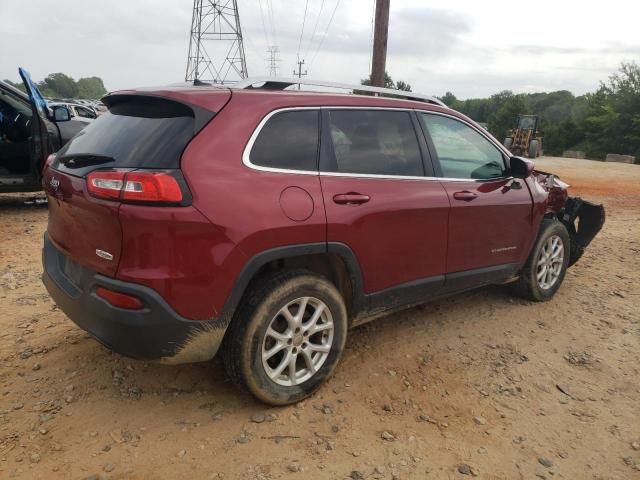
368;0;375;73
265;0;277;46
308;0;341;70
304;0;326;60
296;0;310;60
257;0;270;46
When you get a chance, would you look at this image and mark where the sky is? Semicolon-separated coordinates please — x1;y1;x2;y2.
0;0;638;99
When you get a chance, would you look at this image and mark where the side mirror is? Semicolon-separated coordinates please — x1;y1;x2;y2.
52;105;71;122
510;156;534;179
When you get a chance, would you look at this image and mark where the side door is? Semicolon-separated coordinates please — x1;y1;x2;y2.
18;68;60;177
418;112;534;285
320;108;450;307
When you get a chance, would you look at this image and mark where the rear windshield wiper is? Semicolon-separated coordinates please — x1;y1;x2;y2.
58;155;114;169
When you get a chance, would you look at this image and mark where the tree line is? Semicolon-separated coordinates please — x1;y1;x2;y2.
3;72;107;100
441;62;640;161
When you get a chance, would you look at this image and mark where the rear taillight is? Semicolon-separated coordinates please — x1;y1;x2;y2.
122;172;183;203
87;171;124;200
86;170;188;205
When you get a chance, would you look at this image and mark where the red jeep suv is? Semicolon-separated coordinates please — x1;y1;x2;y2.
41;78;604;405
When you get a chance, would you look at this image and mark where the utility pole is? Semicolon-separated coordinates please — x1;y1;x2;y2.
370;0;390;88
266;46;280;77
185;0;248;84
293;59;308;89
293;59;308;79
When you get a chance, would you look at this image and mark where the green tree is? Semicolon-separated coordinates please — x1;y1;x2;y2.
2;79;26;92
39;73;78;98
425;63;640;160
578;62;640;159
394;80;412;92
360;72;412;92
439;91;458;107
76;77;107;99
487;92;528;140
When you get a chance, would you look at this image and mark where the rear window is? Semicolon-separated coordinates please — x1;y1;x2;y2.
249;110;319;171
54;97;200;176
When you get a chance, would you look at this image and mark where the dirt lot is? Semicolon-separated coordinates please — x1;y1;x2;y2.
1;157;638;480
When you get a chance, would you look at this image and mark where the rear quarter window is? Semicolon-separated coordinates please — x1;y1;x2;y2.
249;110;320;171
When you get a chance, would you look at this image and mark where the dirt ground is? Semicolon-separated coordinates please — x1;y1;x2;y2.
1;156;638;480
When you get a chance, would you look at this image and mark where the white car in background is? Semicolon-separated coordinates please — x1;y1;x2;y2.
49;102;98;121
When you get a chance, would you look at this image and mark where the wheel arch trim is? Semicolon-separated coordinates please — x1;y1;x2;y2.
219;242;365;326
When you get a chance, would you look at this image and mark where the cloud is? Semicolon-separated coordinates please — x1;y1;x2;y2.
389;8;471;57
0;0;637;98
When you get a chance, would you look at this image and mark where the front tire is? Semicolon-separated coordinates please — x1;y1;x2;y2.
222;270;348;405
513;218;570;301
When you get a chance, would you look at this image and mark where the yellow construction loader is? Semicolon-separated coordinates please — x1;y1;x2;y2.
504;115;543;158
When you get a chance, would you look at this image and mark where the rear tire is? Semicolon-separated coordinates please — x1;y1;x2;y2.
512;218;570;301
222;270;348;405
528;139;539;158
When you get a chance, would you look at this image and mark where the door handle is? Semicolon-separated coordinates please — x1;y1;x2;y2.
333;193;371;205
453;191;478;201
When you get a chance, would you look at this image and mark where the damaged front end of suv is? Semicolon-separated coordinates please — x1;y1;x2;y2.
533;171;606;266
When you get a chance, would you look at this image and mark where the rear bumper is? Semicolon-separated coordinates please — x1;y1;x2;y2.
42;234;225;364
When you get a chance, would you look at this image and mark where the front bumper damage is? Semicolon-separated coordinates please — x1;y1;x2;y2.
560;197;606;266
533;169;605;266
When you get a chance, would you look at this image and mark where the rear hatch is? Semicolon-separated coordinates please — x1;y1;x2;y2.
42;89;229;276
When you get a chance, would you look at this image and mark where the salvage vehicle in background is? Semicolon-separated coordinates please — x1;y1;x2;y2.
0;68;89;192
504;114;544;158
49;102;98;121
40;78;605;405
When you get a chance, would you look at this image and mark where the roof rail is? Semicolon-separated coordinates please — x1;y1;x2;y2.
232;77;447;108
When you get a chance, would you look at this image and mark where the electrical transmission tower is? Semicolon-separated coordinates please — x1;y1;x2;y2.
266;46;280;77
185;0;248;84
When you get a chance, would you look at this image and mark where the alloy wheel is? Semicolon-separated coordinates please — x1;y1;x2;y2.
536;235;564;290
261;297;334;386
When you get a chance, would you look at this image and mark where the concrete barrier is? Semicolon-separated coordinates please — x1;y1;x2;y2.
605;154;636;164
562;150;585;159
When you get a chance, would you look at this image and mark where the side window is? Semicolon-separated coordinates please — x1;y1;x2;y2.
327;110;424;176
250;110;319;171
76;107;96;119
420;114;506;180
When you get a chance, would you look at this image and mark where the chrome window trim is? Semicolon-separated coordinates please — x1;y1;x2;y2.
242;107;321;176
242;106;512;183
